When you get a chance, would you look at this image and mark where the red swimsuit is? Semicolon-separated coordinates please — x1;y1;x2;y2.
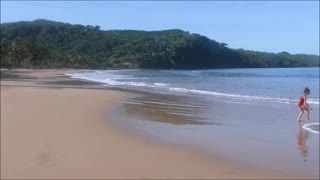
297;95;305;107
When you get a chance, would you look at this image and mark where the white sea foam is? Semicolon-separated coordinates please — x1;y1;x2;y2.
154;83;169;87
66;71;320;105
308;99;320;105
167;87;319;105
303;122;320;134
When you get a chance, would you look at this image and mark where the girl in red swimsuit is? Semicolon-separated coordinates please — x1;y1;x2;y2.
297;87;312;122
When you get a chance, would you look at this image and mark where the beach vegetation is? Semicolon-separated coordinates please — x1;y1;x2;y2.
1;19;319;69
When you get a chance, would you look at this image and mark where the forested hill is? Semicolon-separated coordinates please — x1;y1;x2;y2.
1;19;319;69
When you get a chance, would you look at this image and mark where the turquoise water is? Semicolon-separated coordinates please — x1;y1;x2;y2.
67;67;319;177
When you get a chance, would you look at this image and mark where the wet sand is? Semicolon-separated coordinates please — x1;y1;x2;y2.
116;93;319;178
1;69;307;179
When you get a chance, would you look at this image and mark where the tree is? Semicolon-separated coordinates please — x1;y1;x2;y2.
0;19;319;69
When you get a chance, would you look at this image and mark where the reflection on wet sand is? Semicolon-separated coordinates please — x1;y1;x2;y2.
121;94;222;125
297;122;309;161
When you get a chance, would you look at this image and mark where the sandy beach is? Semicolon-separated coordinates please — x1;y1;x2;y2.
1;69;308;179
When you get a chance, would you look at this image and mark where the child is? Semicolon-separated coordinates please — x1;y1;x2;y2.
297;87;312;122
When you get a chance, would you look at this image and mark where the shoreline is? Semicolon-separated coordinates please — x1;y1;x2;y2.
1;69;310;179
109;91;319;178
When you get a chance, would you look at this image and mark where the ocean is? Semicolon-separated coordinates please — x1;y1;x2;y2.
67;67;319;177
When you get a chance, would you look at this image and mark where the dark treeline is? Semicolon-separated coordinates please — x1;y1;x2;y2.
1;19;319;69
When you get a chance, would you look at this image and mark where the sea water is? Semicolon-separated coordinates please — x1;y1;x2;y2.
67;67;319;177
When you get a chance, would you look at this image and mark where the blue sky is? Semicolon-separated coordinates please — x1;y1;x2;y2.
1;1;319;55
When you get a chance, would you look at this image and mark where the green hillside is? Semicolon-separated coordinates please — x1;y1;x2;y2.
1;19;319;69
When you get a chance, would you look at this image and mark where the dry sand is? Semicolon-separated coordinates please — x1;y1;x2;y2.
1;69;307;179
